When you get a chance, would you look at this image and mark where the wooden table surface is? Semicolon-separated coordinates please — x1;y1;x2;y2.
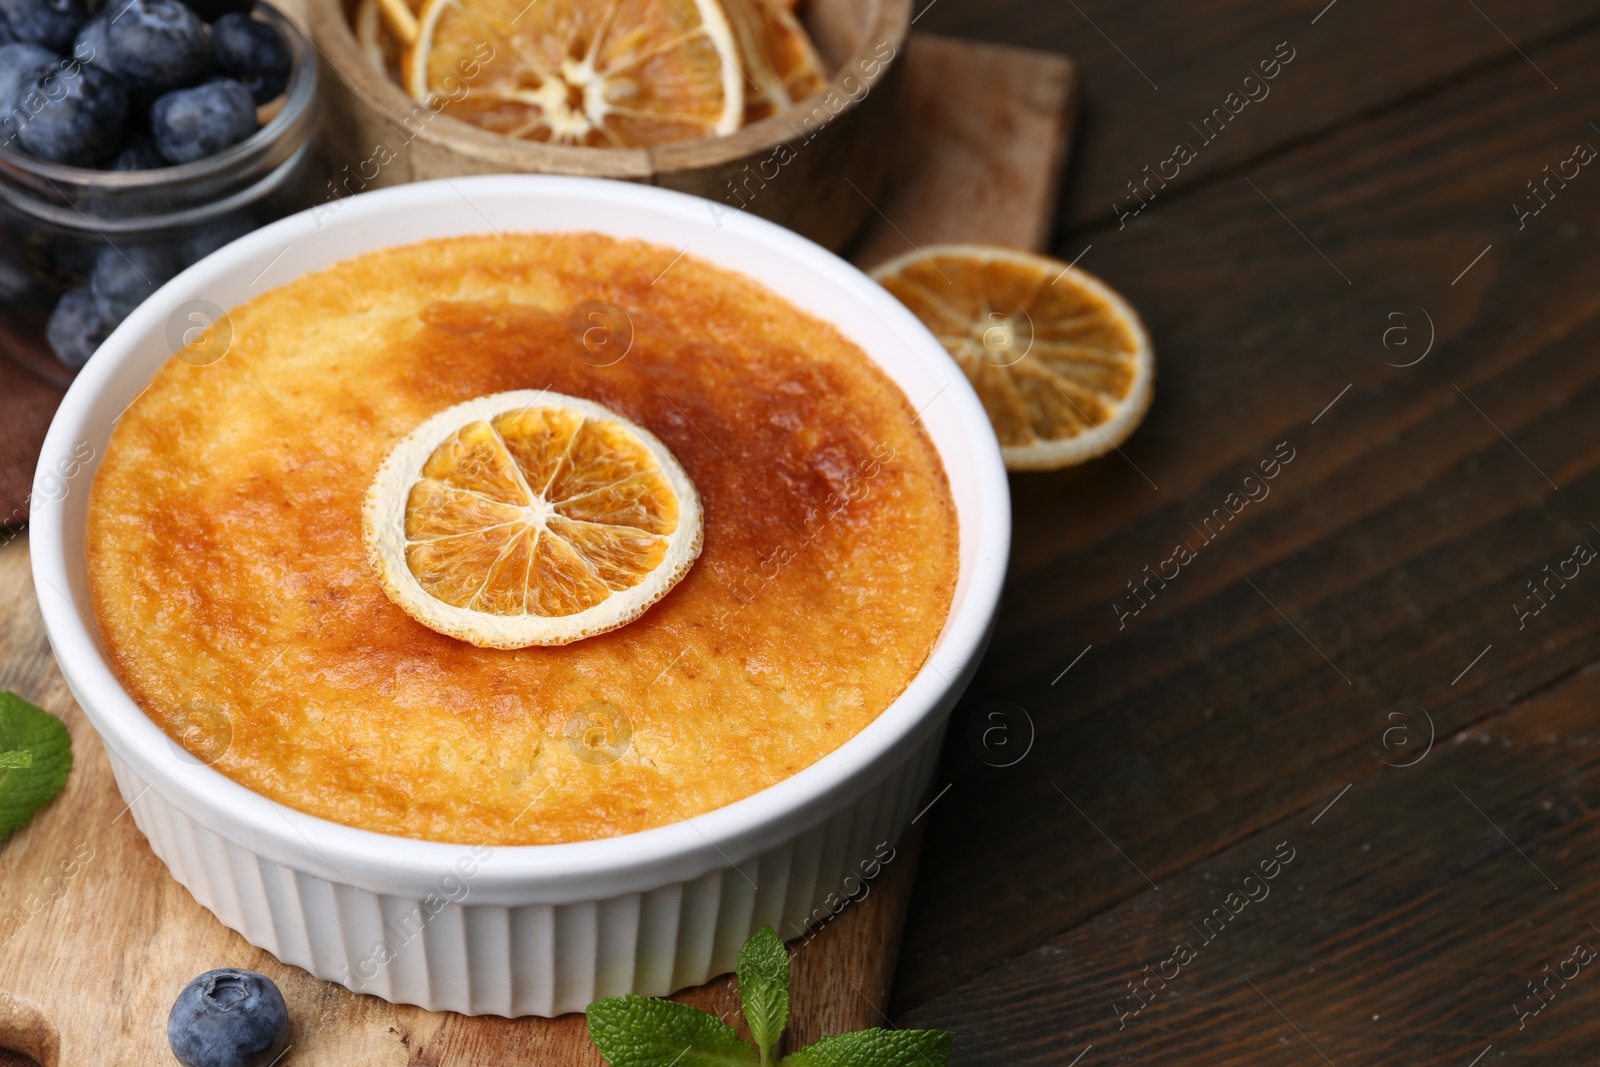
889;0;1600;1064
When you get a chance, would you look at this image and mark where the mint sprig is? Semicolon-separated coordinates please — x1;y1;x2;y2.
0;691;72;836
586;926;953;1067
739;926;790;1065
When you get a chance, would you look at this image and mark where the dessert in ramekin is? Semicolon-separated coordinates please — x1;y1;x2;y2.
32;176;1008;1015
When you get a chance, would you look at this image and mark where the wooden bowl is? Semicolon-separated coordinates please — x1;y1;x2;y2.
305;0;910;251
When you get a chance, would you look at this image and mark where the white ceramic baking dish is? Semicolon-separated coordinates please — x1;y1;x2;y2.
29;176;1009;1016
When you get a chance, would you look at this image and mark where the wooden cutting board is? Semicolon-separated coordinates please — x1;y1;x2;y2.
0;35;1074;1067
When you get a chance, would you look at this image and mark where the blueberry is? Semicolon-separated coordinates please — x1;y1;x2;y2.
0;42;58;145
45;286;111;367
0;0;85;51
0;39;55;84
102;0;206;95
68;12;109;72
15;63;127;164
90;242;176;320
0;12;16;43
177;211;253;265
150;77;254;163
110;130;166;169
167;968;289;1067
208;13;288;104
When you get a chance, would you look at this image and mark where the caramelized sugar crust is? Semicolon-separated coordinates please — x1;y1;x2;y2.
86;234;958;845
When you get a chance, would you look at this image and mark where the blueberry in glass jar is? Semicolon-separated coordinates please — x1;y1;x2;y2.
109;131;167;170
15;63;128;165
208;12;289;104
0;2;313;382
0;42;58;141
150;77;256;163
70;12;110;71
179;211;255;265
45;286;112;368
102;0;209;95
0;0;87;52
90;243;178;321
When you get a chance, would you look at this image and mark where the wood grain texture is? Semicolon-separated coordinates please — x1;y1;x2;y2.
0;534;924;1067
918;0;1600;230
848;34;1076;268
889;1;1600;1029
904;662;1600;1065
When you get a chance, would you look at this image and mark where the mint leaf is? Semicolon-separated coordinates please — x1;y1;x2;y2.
738;926;790;1065
587;995;759;1067
585;930;959;1067
782;1029;954;1067
0;692;72;836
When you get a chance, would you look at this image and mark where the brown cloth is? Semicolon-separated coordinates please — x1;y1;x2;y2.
0;356;67;528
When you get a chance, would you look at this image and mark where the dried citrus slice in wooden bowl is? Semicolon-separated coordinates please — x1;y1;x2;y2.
871;244;1155;472
365;391;702;648
723;0;826;123
403;0;744;146
355;0;412;79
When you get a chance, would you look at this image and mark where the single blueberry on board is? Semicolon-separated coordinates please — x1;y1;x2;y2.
208;13;289;104
45;286;111;368
15;63;128;164
109;130;166;169
150;77;255;163
90;242;177;320
167;968;289;1067
0;0;86;51
102;0;207;95
0;42;58;140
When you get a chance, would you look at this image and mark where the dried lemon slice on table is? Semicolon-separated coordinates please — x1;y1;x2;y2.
871;245;1155;472
404;0;744;146
365;392;702;648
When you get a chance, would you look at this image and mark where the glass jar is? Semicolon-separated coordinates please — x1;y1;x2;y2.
0;2;319;387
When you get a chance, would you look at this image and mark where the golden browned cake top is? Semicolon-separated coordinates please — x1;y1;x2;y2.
86;233;958;845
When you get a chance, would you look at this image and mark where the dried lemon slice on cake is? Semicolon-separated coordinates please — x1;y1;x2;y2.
404;0;744;146
365;391;702;648
871;245;1155;472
